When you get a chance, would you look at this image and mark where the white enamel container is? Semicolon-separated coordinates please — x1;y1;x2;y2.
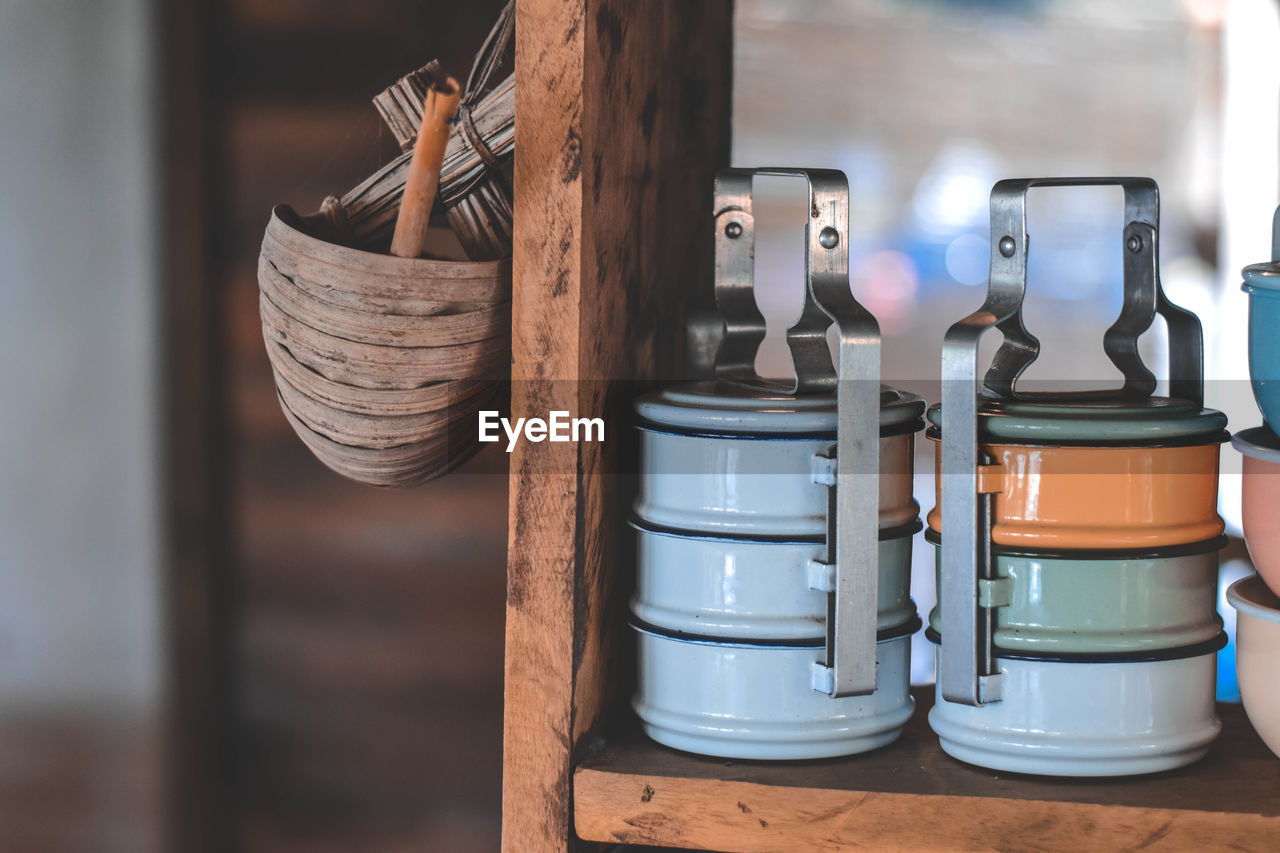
634;383;921;538
929;635;1225;776
632;521;918;641
635;624;916;760
630;380;925;760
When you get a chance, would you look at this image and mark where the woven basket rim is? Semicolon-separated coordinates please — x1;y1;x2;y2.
268;204;511;276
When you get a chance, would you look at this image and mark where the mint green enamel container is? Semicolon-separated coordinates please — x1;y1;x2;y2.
927;532;1224;654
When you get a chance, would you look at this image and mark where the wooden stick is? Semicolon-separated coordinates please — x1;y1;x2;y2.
389;73;460;258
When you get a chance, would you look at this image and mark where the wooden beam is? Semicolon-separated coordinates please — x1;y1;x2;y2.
503;2;733;850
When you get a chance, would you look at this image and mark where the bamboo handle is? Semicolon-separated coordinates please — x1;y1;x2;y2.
390;74;461;258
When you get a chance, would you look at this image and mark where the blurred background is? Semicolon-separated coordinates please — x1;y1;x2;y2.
733;0;1277;702
0;0;1275;850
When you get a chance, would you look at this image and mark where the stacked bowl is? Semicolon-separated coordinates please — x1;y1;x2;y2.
1227;205;1280;760
928;178;1230;777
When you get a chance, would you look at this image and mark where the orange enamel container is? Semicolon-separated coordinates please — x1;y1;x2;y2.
926;399;1227;550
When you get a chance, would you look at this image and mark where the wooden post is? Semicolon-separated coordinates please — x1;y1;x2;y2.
503;1;733;850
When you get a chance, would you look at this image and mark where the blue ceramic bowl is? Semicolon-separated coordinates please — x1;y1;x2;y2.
1244;262;1280;427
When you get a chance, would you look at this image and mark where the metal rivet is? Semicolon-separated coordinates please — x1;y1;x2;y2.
1127;234;1143;254
998;236;1016;258
724;221;743;239
818;226;840;249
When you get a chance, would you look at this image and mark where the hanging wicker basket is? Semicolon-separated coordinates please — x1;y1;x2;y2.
259;206;510;487
257;3;515;487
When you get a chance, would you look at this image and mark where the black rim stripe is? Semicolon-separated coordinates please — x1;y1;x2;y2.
639;416;925;441
632;614;923;649
922;528;1229;560
630;514;923;545
923;626;1229;663
924;425;1231;449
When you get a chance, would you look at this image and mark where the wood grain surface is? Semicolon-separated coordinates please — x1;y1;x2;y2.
575;690;1280;852
502;2;732;851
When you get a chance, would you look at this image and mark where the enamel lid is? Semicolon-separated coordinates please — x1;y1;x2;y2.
1233;426;1280;463
1243;261;1280;292
1227;575;1280;625
927;396;1228;445
635;380;925;436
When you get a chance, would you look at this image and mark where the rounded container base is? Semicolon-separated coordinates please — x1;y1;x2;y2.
930;709;1217;777
928;651;1221;777
633;629;914;761
639;715;908;761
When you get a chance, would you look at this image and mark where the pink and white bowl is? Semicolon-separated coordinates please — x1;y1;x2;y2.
1227;575;1280;759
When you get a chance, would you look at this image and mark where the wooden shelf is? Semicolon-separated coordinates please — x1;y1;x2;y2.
575;690;1280;851
500;3;1280;852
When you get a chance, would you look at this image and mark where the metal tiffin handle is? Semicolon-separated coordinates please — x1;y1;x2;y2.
1272;204;1280;262
709;167;881;697
939;177;1206;707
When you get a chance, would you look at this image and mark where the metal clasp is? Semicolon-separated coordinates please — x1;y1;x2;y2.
711;168;881;698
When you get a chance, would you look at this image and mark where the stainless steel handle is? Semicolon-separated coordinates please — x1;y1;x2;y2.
712;168;843;393
939;177;1206;707
1272;205;1280;261
710;167;880;697
981;177;1203;406
711;170;767;384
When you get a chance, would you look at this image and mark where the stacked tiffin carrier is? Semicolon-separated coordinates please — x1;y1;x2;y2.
630;169;926;760
928;178;1230;777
